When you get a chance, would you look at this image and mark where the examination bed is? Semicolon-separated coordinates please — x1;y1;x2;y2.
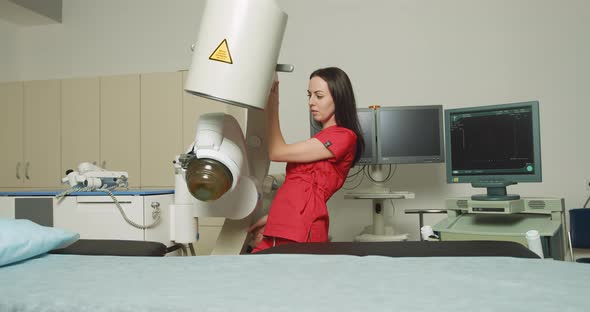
255;240;541;258
1;241;589;312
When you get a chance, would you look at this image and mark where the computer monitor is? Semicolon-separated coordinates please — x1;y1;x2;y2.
375;105;444;164
310;108;377;165
445;101;542;201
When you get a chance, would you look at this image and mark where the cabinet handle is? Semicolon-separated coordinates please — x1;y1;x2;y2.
16;162;21;179
25;161;30;180
151;202;161;219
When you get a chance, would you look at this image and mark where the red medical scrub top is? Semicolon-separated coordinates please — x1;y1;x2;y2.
263;125;357;243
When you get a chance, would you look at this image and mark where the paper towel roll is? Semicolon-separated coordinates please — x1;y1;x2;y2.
526;230;544;259
421;225;438;241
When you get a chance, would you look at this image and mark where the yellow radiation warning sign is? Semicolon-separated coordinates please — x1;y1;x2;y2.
209;39;233;64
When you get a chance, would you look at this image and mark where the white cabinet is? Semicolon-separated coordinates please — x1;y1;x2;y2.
1;191;227;255
0;197;15;218
2;192;174;248
53;193;174;246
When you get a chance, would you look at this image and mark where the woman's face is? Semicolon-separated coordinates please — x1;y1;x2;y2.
308;76;336;128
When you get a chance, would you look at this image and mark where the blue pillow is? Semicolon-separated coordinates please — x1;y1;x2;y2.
0;218;80;267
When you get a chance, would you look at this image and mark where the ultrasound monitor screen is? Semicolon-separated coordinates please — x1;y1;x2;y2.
448;106;535;175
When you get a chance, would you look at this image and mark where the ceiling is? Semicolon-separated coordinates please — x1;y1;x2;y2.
0;0;62;26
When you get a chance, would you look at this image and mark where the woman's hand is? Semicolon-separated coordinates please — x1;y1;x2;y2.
267;80;279;109
248;215;268;247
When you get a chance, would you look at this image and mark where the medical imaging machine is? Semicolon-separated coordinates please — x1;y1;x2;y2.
433;101;568;260
168;0;292;255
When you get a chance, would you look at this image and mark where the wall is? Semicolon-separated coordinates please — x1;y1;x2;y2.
1;0;589;241
0;19;17;81
11;0;205;81
11;0;63;23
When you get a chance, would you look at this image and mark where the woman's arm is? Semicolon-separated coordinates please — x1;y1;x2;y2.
267;81;334;163
248;214;267;247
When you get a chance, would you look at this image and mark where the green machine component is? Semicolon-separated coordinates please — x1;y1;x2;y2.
433;197;567;260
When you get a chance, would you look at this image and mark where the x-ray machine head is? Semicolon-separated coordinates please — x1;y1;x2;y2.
170;0;292;255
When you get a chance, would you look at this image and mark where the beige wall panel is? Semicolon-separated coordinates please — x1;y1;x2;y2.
100;74;141;187
61;77;100;175
23;80;61;188
140;72;183;187
0;82;23;187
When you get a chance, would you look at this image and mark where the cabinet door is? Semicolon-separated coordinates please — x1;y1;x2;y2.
0;82;23;188
0;197;15;218
143;194;175;247
61;77;100;175
140;72;183;188
54;196;144;240
100;74;141;187
23;80;62;188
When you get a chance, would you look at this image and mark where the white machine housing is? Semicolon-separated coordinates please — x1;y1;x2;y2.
172;0;289;254
185;0;288;109
62;162;128;190
170;110;269;254
173;113;258;220
192;113;246;192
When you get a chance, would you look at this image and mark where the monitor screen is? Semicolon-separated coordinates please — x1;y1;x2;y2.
376;105;444;164
445;101;542;200
310;108;376;165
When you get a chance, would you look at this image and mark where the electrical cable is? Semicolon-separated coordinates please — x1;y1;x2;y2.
343;166;363;183
346;165;365;179
98;188;161;229
365;164;397;183
343;171;364;190
342;165;365;190
366;165;388;183
389;199;395;212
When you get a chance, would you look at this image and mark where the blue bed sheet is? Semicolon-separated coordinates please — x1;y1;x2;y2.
0;254;588;311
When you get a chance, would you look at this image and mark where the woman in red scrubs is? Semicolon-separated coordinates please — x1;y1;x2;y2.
249;67;365;252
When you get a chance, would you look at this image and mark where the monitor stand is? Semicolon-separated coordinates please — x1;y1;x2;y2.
471;182;520;201
344;164;413;242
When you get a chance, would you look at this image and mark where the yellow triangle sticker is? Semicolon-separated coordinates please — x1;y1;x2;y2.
209;39;233;64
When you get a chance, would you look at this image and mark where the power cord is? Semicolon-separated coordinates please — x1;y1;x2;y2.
347;165;365;179
343;166;365;190
365;164;397;183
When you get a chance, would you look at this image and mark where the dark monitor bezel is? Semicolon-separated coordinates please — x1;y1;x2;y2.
444;100;542;184
309;107;377;165
375;105;445;164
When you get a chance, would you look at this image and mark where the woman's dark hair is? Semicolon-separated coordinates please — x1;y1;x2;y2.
310;67;365;165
